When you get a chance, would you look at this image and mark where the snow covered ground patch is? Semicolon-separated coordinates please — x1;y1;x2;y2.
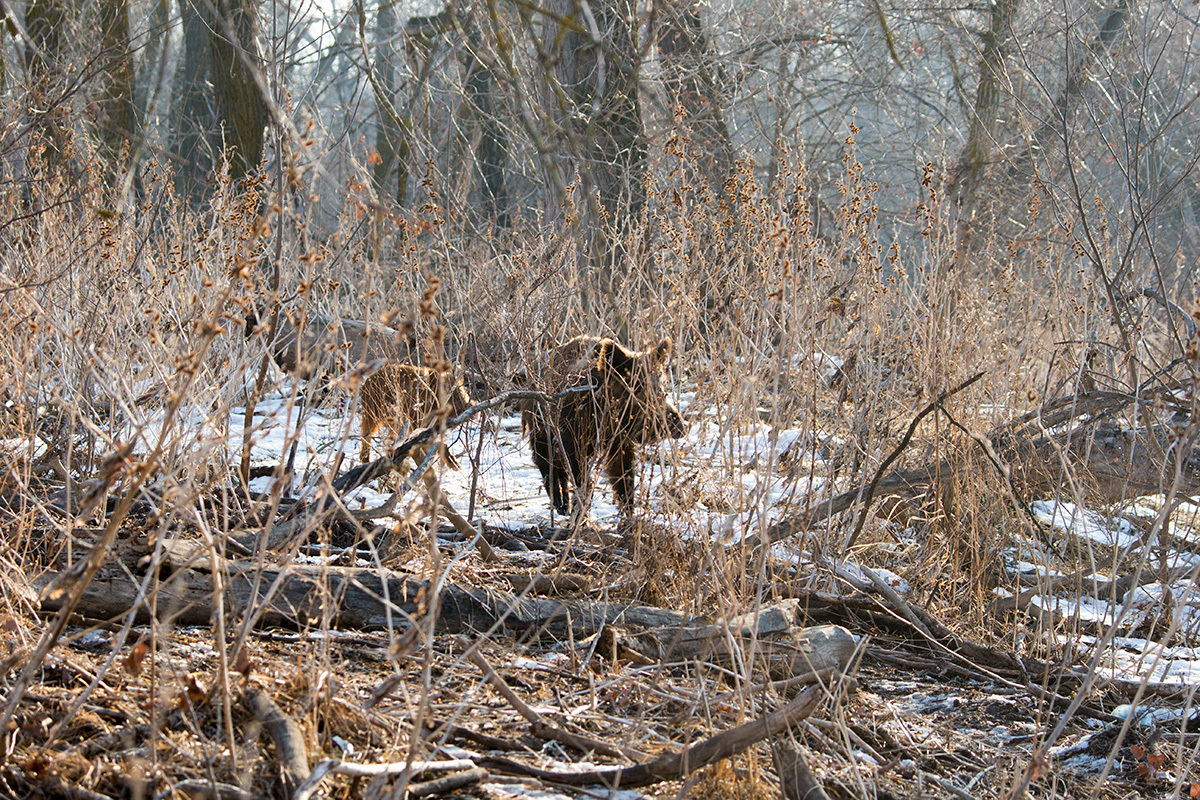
1031;500;1141;553
152;383;839;547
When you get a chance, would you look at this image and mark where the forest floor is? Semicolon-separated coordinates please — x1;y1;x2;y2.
4;385;1198;800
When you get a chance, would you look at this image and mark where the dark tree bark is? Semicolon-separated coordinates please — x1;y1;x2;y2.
23;0;69;165
170;0;215;205
402;5;508;226
951;0;1021;227
97;0;136;183
656;0;733;192
464;28;509;229
207;0;268;184
371;0;409;205
543;0;647;295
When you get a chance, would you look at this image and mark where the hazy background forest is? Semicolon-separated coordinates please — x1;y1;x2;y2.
2;0;1200;796
9;0;1199;293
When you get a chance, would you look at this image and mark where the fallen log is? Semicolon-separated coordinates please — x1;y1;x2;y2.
773;741;832;800
293;758;478;800
38;543;856;678
244;690;309;797
769;388;1200;544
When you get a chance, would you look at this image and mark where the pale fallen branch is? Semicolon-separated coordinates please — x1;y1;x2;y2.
407;767;489;797
292;758;478;800
168;779;257;800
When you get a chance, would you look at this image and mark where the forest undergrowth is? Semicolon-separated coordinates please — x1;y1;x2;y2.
0;139;1194;800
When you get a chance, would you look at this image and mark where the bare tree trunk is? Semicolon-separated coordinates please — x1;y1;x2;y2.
171;0;214;205
403;4;510;228
137;0;171;117
656;0;734;341
950;0;1021;250
543;0;646;307
97;0;136;184
656;0;733;192
207;0;268;184
464;28;509;229
23;0;69;167
371;0;406;203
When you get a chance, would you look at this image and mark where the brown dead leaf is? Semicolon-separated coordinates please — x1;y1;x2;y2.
124;641;149;676
178;674;207;708
232;647;253;679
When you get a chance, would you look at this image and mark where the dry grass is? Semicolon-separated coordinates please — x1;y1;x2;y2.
0;129;1195;799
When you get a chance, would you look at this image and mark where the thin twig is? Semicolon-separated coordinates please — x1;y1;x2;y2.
842;371;985;553
467;647;646;761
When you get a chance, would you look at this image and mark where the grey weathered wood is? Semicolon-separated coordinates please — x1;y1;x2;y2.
773;740;832;800
244;690;310;797
39;544;856;681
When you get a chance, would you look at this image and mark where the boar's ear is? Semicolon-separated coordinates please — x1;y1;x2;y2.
652;338;673;365
596;339;635;374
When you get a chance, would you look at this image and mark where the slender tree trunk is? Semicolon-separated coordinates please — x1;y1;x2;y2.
137;0;171;119
170;0;215;205
207;0;268;184
656;0;733;192
24;0;68;166
543;0;646;303
371;0;401;200
464;29;509;229
950;0;1021;251
97;0;136;184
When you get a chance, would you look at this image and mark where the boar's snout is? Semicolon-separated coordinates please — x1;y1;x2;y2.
661;400;686;441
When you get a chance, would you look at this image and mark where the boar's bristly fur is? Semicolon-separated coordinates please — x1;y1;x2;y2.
523;336;685;516
359;364;472;467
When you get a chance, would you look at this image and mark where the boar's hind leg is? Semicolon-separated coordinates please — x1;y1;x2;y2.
531;428;571;516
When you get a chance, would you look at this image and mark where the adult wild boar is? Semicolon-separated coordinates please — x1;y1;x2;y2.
524;336;686;516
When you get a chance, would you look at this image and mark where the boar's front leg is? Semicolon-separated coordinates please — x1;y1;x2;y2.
603;443;638;514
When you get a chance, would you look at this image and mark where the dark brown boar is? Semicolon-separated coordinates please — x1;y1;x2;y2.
359;364;472;466
523;336;686;516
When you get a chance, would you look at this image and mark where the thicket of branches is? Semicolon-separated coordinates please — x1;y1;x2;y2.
0;0;1199;797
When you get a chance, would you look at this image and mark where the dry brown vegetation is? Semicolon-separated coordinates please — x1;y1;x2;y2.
1;127;1200;800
